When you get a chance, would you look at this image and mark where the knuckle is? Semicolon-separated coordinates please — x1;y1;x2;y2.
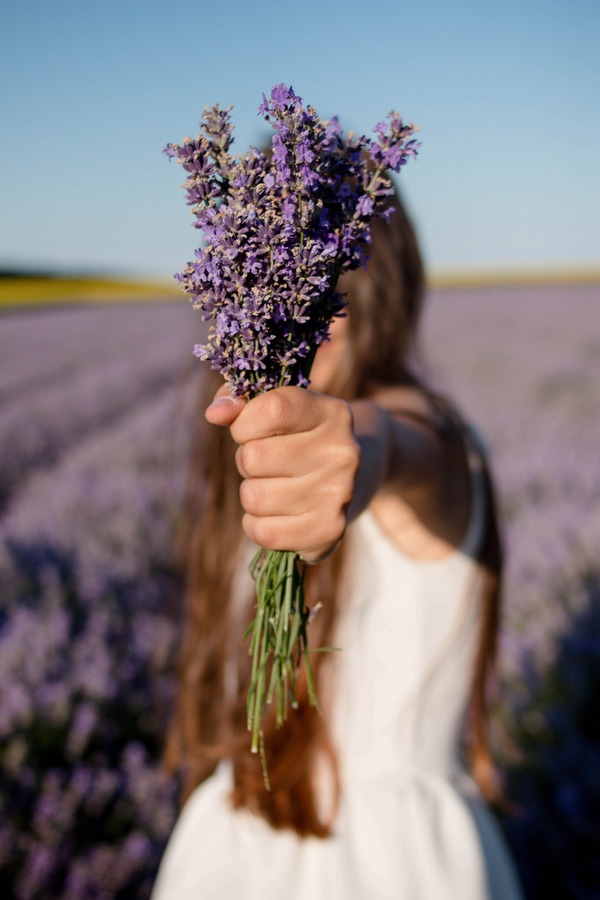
229;414;245;444
336;399;354;431
268;391;289;430
343;434;361;468
327;470;355;516
241;513;257;544
265;389;293;432
349;435;361;475
331;434;360;479
337;477;355;510
240;440;268;477
316;515;346;552
235;444;247;476
331;509;347;536
251;517;277;549
324;396;353;433
330;513;347;545
239;442;254;476
239;479;260;514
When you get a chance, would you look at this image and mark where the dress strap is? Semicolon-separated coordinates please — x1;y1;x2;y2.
457;424;488;558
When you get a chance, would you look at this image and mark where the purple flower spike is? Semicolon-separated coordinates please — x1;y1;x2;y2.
164;85;419;398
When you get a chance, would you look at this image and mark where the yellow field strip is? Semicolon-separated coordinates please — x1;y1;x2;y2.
427;266;600;289
0;278;181;307
1;267;599;309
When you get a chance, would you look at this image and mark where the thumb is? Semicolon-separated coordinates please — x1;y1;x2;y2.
205;384;247;426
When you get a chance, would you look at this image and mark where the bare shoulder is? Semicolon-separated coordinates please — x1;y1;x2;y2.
367;386;473;561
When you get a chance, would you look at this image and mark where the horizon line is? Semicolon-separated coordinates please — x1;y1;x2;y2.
426;265;600;288
1;265;599;308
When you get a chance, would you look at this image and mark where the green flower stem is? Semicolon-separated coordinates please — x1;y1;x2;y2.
246;547;317;779
251;605;270;754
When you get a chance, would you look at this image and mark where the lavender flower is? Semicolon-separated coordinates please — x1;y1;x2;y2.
0;317;194;896
165;85;419;763
0;302;198;510
165;83;420;397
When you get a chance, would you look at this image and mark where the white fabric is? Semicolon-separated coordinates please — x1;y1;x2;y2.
152;458;523;899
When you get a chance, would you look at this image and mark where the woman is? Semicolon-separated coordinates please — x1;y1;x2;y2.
152;192;523;899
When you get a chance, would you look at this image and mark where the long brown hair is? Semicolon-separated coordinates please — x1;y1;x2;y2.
165;187;504;834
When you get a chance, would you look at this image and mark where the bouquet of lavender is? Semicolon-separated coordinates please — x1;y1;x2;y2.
164;84;419;766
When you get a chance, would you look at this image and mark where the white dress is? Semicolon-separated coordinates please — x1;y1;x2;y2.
152;447;523;900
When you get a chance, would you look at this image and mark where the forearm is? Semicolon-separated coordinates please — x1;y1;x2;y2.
347;397;440;524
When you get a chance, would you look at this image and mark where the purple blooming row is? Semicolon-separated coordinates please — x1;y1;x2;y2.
0;332;200;897
0;303;200;512
164;84;419;395
1;286;599;895
0;303;198;402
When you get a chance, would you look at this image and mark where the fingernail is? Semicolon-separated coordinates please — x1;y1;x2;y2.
206;396;236;411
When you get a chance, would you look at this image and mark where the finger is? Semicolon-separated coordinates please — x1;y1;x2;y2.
230;386;322;444
240;473;352;528
235;432;322;479
240;474;353;520
241;510;346;556
205;385;247;426
239;475;316;518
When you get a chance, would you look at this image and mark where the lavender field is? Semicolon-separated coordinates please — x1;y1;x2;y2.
1;285;599;898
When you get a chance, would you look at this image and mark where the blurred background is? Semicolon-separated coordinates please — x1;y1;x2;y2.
1;0;599;897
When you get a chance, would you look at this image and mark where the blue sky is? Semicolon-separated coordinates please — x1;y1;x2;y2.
1;0;598;279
